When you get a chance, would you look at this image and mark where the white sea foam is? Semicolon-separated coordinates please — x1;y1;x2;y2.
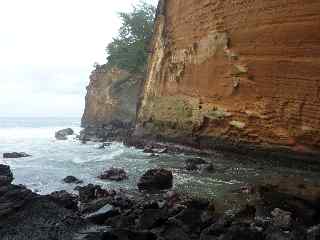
1;117;309;199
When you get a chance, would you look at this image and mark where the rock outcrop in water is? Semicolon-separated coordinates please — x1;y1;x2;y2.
134;0;320;160
98;167;128;182
55;128;74;140
81;65;144;141
3;152;31;158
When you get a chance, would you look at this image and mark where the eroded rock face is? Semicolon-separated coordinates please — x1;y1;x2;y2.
136;0;320;159
81;65;143;140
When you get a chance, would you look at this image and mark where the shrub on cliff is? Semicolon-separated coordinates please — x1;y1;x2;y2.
106;1;156;73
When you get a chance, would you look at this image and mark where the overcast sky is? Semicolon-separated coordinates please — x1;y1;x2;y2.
0;0;157;117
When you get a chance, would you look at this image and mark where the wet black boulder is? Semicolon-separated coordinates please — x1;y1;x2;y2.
55;128;74;140
63;175;83;184
137;169;173;191
98;168;128;182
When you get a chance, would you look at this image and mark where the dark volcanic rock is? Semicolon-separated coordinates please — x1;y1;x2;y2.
84;204;119;224
107;214;136;229
0;184;35;217
138;208;168;229
142;200;160;210
0;164;35;218
79;121;134;142
111;193;134;210
201;222;263;240
63;175;83;184
271;208;292;229
185;198;210;210
76;184;102;203
164;190;181;207
0;164;84;240
171;207;204;233
161;222;191;240
3;152;31;159
49;190;79;210
74;227;158;240
98;167;128;181
201;163;216;173
73;226;111;240
258;185;320;226
264;226;307;240
0;164;13;185
168;198;213;235
185;158;207;171
138;169;173;191
0;196;84;240
200;217;231;240
221;223;263;240
55;128;74;140
103;229;157;240
80;197;112;214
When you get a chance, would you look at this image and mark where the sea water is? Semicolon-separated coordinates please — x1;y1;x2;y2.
0;117;319;202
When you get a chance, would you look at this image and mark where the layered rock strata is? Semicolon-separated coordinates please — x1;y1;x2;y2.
81;65;143;141
136;0;320;159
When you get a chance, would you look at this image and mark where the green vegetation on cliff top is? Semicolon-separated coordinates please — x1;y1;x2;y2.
105;1;156;73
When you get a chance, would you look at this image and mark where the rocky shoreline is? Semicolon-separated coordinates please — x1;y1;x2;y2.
78;126;320;173
1;160;320;240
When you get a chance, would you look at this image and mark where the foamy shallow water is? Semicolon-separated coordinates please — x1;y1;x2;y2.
1;117;319;201
0;118;187;194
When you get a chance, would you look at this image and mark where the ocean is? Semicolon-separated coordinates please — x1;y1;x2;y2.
0;117;318;202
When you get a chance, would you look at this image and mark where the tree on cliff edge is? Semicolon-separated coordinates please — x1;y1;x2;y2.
106;1;156;73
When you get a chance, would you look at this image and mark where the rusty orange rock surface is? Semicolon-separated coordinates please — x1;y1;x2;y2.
136;0;320;156
82;66;142;128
